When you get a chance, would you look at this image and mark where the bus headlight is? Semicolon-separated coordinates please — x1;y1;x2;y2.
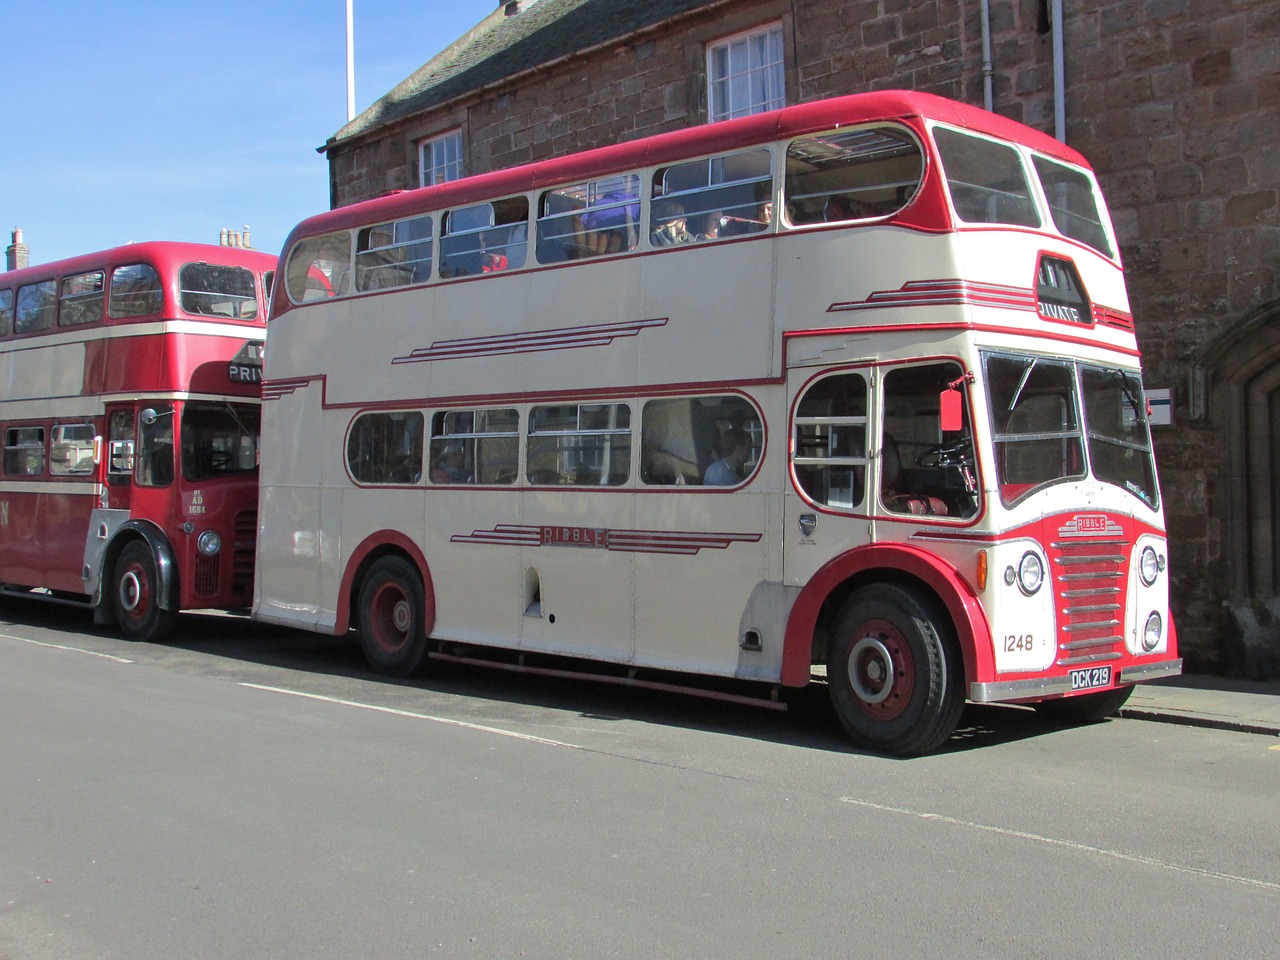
1142;611;1163;652
1139;545;1163;586
1017;551;1045;596
197;530;222;557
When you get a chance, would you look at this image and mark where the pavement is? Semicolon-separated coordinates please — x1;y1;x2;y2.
1122;673;1280;737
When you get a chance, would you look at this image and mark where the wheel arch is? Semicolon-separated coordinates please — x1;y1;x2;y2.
337;531;436;637
92;520;179;622
780;542;993;687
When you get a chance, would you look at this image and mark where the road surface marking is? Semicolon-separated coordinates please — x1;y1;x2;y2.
2;633;134;664
241;682;583;749
840;796;1280;892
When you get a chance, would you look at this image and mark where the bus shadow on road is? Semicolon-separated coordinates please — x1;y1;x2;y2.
4;597;1082;759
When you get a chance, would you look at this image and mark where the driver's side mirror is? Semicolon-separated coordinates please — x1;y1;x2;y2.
939;388;964;433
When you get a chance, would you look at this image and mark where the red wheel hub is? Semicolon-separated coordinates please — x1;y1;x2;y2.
846;619;915;721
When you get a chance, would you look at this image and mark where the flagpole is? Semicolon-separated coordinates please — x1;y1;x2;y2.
346;0;356;122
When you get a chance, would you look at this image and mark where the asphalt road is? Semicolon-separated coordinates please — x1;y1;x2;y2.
2;597;1277;960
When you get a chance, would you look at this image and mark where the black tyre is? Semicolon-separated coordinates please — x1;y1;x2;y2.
1033;684;1133;723
113;540;178;642
357;557;430;676
828;583;965;756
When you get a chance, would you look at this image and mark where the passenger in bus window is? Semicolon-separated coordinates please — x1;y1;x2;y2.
431;442;470;484
695;212;723;242
703;429;751;486
651;202;695;246
582;193;637;256
720;200;773;237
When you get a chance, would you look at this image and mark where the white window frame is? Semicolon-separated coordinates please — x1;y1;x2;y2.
419;130;463;188
706;22;785;122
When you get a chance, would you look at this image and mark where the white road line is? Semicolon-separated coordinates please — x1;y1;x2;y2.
3;634;134;664
240;683;583;749
840;796;1280;892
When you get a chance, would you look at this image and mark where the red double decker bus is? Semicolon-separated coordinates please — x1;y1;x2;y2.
0;241;274;641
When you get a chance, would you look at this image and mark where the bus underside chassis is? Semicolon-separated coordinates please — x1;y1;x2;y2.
827;583;966;756
1031;684;1134;723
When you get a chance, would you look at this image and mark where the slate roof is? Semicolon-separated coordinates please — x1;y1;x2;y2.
325;0;723;150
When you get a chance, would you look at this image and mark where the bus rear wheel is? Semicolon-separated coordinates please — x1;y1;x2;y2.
113;541;178;643
357;557;429;677
828;583;964;756
1033;685;1133;724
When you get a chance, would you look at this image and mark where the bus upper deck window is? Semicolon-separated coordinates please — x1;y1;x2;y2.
285;231;352;304
14;280;56;334
109;264;163;318
181;263;259;319
651;149;773;243
59;271;105;327
933;127;1040;228
356;215;433;291
784;126;923;225
440;197;529;278
537;175;639;264
1032;156;1114;259
0;289;12;336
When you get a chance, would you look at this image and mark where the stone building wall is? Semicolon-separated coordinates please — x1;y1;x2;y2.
326;0;1280;675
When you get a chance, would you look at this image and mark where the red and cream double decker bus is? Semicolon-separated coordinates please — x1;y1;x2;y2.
260;90;1180;754
0;241;273;642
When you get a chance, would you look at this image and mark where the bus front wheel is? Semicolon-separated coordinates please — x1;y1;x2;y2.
357;557;430;677
828;583;964;756
113;541;178;643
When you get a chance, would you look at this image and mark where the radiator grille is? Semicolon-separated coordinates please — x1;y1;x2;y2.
194;554;220;599
1051;517;1128;667
230;509;257;601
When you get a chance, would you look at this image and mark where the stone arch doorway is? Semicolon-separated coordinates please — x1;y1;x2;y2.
1200;298;1280;678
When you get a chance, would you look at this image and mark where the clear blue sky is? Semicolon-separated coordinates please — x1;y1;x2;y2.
1;0;494;267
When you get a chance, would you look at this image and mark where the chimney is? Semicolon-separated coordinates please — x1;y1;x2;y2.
6;228;29;271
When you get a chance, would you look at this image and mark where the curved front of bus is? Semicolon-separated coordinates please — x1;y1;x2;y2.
967;350;1182;702
926;122;1183;703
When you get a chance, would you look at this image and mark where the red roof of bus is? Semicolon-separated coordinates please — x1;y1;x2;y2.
1;241;276;288
285;90;1092;247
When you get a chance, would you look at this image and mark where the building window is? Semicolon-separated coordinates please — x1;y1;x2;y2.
419;130;463;187
707;22;785;122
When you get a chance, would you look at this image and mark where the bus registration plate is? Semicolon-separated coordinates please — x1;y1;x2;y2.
1069;666;1112;691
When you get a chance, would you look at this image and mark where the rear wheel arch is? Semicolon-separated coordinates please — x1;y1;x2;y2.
339;531;436;638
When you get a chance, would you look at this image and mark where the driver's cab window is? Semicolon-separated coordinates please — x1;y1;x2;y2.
880;362;978;518
136;405;174;487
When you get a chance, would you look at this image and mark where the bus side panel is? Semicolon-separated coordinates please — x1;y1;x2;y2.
526;261;643;396
772;228;960;340
255;387;326;631
631;488;773;678
1;341;87;402
516;489;636;662
0;489;43;587
39;484;98;594
638;242;776;385
414;489;523;648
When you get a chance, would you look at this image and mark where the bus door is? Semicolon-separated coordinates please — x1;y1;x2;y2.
784;362;875;589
